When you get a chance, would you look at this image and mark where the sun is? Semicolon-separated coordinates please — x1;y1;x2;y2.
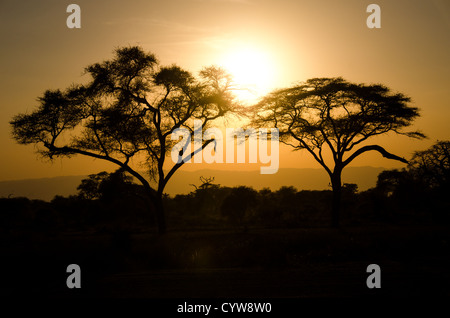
220;47;276;105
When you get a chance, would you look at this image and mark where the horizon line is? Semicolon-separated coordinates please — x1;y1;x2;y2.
0;166;389;183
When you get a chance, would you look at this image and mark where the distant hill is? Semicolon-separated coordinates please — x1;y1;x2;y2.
0;167;385;201
0;176;86;202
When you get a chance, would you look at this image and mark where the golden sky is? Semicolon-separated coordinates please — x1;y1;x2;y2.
0;0;449;181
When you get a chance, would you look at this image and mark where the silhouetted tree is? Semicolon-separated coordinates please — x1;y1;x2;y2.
10;46;237;234
375;169;413;197
256;188;279;225
371;141;450;222
221;186;257;227
96;169;135;202
252;77;425;227
409;140;450;190
190;176;220;191
342;183;358;195
77;171;109;200
189;176;222;215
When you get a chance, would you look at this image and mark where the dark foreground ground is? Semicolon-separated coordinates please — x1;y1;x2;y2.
1;225;449;298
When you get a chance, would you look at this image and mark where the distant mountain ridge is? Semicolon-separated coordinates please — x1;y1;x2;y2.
0;167;386;201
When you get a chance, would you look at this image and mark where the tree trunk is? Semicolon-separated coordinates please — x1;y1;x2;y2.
330;171;342;228
154;195;167;234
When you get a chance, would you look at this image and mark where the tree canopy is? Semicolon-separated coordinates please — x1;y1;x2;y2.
409;140;450;190
10;46;237;233
252;77;425;226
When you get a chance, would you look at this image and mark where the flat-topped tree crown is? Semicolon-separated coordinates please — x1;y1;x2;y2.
252;77;425;227
10;46;237;234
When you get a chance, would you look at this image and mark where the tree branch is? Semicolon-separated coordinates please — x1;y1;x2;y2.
343;144;408;168
46;144;156;201
289;130;333;177
162;139;215;190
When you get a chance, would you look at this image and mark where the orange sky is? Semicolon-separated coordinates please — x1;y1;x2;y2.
0;0;449;182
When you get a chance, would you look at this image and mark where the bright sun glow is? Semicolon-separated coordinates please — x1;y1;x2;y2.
220;47;276;105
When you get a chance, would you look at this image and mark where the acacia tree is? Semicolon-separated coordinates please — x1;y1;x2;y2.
409;140;450;190
10;46;237;234
252;77;425;227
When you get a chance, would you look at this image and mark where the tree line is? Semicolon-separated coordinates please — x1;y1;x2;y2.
1;140;448;235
